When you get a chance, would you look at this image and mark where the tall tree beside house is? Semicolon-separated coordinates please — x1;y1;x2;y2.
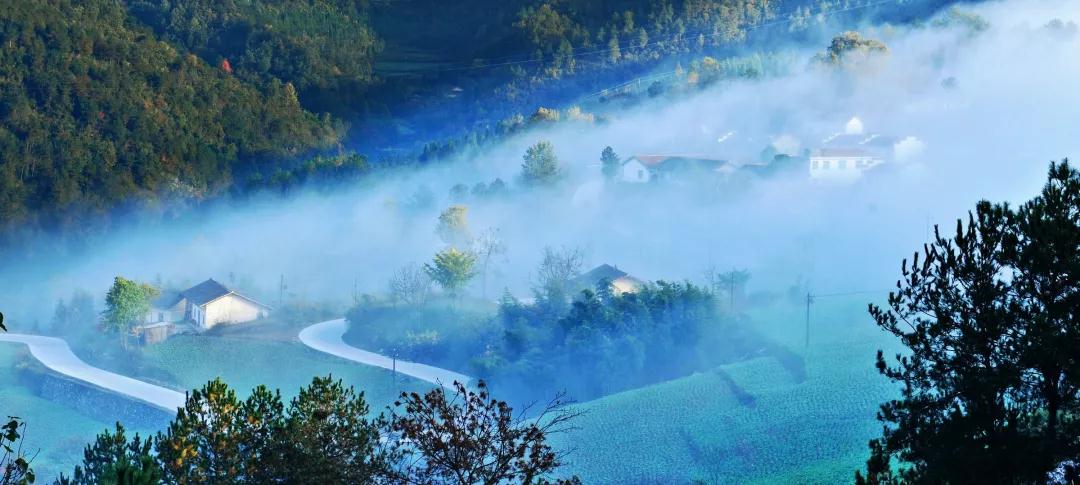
601;146;621;180
424;247;478;298
103;277;159;348
520;141;562;187
857;161;1080;484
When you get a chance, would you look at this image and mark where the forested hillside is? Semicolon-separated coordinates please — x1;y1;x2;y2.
127;0;382;114
0;0;342;239
0;0;961;248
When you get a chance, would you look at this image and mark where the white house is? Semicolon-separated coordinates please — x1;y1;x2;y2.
182;279;271;330
143;278;270;331
620;155;728;184
808;148;884;180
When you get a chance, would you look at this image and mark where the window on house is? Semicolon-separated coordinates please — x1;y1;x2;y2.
821;160;830;170
811;160;819;169
638;169;645;179
838;159;848;170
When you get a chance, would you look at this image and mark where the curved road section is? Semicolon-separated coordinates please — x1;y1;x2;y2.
0;333;185;412
298;319;471;389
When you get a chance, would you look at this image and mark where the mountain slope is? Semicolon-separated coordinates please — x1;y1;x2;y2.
0;0;341;237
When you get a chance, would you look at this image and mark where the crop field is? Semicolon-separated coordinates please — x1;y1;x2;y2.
141;336;431;409
554;295;905;484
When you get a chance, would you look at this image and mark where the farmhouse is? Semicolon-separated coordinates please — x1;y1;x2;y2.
182;279;271;330
808;148;885;180
620;155;729;184
571;264;645;295
142;278;270;334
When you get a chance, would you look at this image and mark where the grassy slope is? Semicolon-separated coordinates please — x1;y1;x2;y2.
141;335;431;409
554;296;903;484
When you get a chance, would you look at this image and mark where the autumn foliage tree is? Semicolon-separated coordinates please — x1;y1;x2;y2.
384;381;582;484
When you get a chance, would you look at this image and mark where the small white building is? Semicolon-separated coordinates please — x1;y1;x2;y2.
182;279;271;330
143;278;270;332
808;148;884;180
620;155;728;184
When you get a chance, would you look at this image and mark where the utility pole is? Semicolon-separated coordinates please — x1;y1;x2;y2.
729;269;736;312
278;274;285;309
805;291;814;349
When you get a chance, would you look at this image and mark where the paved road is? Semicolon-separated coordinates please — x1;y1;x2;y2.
298;319;472;388
0;333;185;411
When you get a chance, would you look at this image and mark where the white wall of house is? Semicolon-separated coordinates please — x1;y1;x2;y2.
620;158;652;183
808;156;883;180
200;294;268;330
145;300;186;324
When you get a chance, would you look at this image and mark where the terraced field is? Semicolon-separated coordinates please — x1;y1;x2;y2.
555;295;904;484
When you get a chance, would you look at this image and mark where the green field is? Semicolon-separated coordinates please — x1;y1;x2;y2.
554;295;904;484
141;335;430;408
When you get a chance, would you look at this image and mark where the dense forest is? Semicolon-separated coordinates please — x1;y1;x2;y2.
0;0;343;242
0;0;962;249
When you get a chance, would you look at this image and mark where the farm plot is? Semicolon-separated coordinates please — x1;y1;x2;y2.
554;296;904;484
141;335;431;409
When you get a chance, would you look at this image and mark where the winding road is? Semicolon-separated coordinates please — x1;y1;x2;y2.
298;319;472;388
0;333;185;412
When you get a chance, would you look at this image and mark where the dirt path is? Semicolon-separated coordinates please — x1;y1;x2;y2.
298;319;471;388
0;333;185;411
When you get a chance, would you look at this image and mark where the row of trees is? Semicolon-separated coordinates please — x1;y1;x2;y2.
58;377;578;484
482;278;741;402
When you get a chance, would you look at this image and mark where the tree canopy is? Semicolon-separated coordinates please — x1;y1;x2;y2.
858;161;1080;483
424;247;478;298
520;141;561;187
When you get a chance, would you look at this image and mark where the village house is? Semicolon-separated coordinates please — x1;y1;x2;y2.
138;278;271;343
620;155;729;184
808;148;885;180
571;264;645;295
808;118;897;180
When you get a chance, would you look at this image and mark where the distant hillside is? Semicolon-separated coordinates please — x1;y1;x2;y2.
0;0;341;240
0;0;968;249
127;0;382;115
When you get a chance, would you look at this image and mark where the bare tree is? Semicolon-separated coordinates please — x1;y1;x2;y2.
703;265;750;311
384;381;581;484
472;228;506;299
533;246;585;304
388;263;432;307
